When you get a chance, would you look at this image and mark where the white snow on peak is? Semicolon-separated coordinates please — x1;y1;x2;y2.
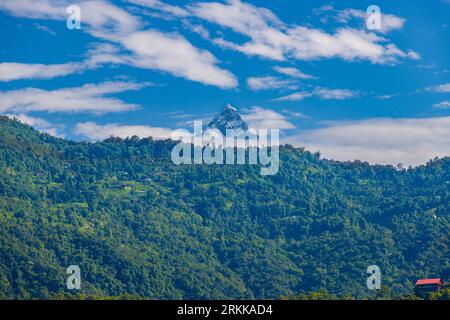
225;103;237;111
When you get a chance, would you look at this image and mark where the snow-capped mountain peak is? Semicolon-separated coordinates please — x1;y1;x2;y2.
204;104;249;135
224;103;237;112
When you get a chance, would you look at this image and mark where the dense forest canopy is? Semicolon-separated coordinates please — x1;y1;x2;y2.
0;116;448;299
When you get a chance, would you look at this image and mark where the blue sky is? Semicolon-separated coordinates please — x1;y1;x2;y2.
0;0;449;165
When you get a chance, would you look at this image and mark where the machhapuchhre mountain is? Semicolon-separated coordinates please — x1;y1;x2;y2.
203;103;249;135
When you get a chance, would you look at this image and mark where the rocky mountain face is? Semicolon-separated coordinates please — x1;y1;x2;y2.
204;104;249;135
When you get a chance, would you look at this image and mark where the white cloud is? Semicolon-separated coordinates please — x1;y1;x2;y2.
0;0;68;20
427;83;450;93
5;113;64;137
190;0;285;39
0;81;148;114
127;0;189;17
182;21;211;39
313;88;358;100
376;94;396;100
189;0;417;64
0;0;237;88
273;87;357;101
0;0;141;37
281;109;311;120
272;91;312;102
335;8;405;33
433;101;450;109
285;117;450;166
0;42;131;82
407;50;421;60
34;23;57;36
80;0;142;40
74;121;173;140
84;43;127;67
246;76;296;91
242;106;295;129
0;62;90;81
121;30;238;88
272;66;316;79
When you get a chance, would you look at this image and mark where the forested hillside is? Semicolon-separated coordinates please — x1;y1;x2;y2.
0;116;448;299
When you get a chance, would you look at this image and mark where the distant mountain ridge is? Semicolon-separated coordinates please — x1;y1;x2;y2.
0;116;448;300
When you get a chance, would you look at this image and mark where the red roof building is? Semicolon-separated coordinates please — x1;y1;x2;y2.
415;278;443;286
414;278;444;296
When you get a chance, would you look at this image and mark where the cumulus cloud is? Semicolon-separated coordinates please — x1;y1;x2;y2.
285;117;450;166
189;0;418;64
82;0;142;39
0;81;149;114
334;8;406;33
427;83;450;93
0;0;141;37
0;43;131;82
433;101;450;109
34;23;57;36
0;62;91;82
376;94;396;100
0;0;418;86
272;66;316;79
121;30;238;88
242;106;295;129
0;0;68;20
74;122;174;140
0;0;237;88
281;109;311;120
246;76;297;91
273;87;358;101
313;88;358;100
407;50;421;60
127;0;189;17
272;92;312;102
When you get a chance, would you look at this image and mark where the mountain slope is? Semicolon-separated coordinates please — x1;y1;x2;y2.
0;116;448;299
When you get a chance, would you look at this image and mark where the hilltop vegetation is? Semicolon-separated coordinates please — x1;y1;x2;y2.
0;116;448;299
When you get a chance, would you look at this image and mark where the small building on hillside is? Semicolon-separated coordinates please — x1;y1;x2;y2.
414;278;444;296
